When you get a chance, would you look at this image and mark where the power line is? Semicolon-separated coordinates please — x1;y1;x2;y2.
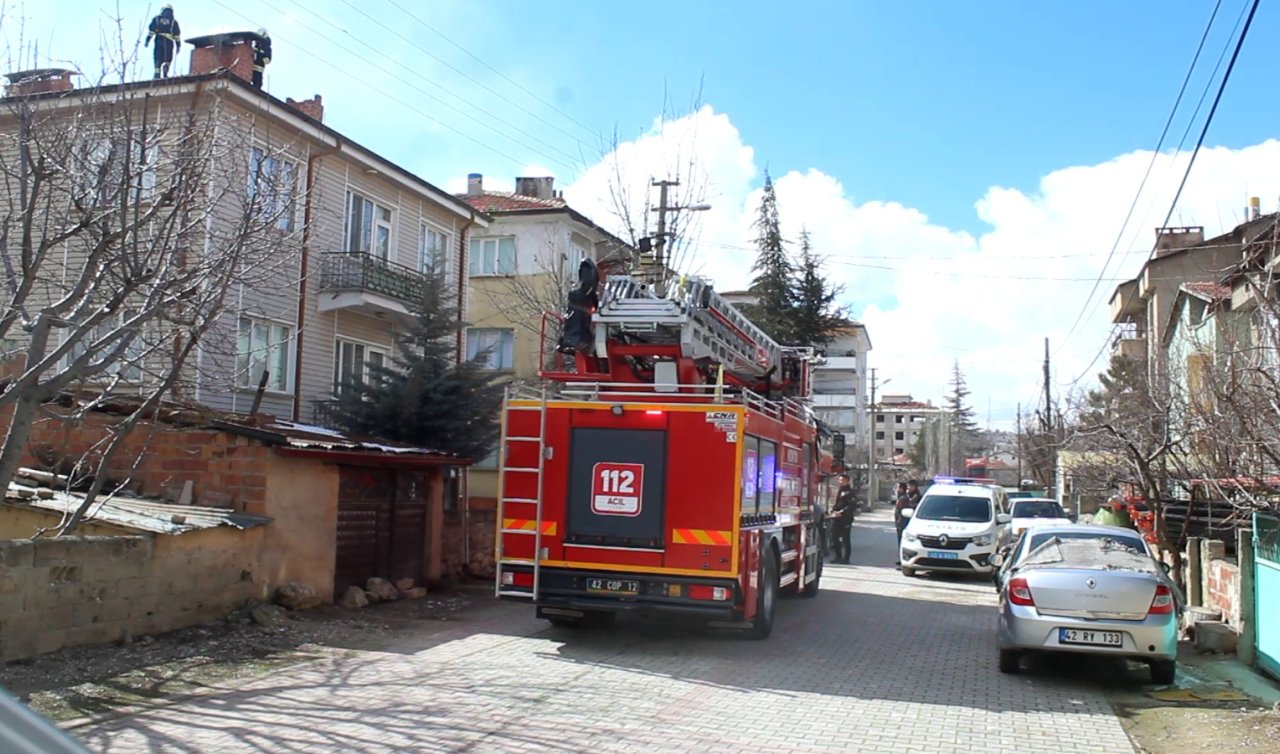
382;0;599;140
1069;0;1260;388
1055;0;1225;354
337;0;596;150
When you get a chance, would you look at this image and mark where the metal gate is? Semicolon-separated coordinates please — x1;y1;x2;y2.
335;469;428;594
1255;512;1280;679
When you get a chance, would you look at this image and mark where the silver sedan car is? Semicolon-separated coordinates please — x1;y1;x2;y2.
993;524;1181;684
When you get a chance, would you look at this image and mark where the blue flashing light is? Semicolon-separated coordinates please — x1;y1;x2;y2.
932;475;999;486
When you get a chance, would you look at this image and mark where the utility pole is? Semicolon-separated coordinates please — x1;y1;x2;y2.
1016;403;1023;484
867;368;878;505
651;179;678;296
1041;337;1054;493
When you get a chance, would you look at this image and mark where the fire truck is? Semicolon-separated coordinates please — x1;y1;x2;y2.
494;261;844;638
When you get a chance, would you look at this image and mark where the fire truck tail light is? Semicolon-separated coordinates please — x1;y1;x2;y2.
644;410;664;416
502;570;534;588
688;585;730;601
665;584;683;598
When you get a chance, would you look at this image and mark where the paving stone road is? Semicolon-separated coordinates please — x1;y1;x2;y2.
73;509;1137;753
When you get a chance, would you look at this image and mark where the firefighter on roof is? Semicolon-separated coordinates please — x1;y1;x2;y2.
144;4;181;79
252;29;272;88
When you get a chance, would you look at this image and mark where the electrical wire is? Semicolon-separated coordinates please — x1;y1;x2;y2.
1056;0;1225;353
1067;0;1260;388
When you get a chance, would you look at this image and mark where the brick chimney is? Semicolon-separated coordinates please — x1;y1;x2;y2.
514;176;555;200
286;95;323;123
1154;226;1205;258
4;68;75;97
466;173;484;196
187;32;257;85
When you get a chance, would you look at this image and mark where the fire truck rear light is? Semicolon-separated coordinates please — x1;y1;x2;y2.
502;571;533;588
666;584;683;597
644;410;663;416
688;585;730;601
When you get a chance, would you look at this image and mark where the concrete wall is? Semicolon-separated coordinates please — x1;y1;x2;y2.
255;454;340;602
442;502;495;578
0;505;123;538
0;529;265;662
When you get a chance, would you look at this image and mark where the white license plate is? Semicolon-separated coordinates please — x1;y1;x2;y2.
587;578;639;595
1059;628;1123;647
929;551;959;560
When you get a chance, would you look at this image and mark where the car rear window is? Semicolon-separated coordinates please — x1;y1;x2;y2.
915;495;991;523
1027;530;1144;552
1011;500;1064;519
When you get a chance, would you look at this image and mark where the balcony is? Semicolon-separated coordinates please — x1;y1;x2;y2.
317;252;426;319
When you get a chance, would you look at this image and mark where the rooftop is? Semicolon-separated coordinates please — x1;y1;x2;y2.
459;191;568;214
1182;281;1232;301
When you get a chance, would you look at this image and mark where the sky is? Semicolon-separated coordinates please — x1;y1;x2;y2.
8;0;1280;429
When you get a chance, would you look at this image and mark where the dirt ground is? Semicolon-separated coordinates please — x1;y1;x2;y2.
0;581;484;724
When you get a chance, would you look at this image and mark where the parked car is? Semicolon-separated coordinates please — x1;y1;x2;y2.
899;480;1011;577
1;686;92;753
995;498;1073;552
992;524;1181;684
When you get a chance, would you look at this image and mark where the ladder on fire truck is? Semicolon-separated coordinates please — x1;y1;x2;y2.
591;275;787;387
494;385;550;601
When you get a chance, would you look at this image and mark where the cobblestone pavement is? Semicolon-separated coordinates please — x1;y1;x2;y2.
73;509;1136;753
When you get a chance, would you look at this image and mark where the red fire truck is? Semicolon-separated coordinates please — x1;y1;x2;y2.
495;263;843;638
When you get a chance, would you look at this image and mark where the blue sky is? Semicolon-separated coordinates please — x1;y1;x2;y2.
10;1;1280;427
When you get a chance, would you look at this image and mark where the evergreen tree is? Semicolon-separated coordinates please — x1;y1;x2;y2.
330;263;506;460
945;360;981;472
745;170;797;343
791;227;847;347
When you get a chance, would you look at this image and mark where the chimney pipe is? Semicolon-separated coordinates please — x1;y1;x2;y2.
1250;196;1261;220
4;67;75;96
514;176;555;200
187;32;259;84
466;173;483;196
286;95;324;122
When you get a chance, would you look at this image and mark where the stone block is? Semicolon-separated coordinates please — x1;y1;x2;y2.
0;571;17;594
1201;538;1227;563
100;598;132;624
72;600;105;627
338;585;368;609
32;537;79;566
399;587;428;600
34;628;67;656
0;540;34;568
0;591;25;617
1195;620;1240;654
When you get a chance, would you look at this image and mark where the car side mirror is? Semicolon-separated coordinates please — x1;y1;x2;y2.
996;513;1012;525
901;508;914;519
1159;561;1172;575
990;552;1004;567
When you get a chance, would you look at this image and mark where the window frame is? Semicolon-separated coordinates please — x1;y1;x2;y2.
345;190;394;256
332;337;391;397
420;222;450;274
468;236;516;276
248;146;298;231
237;316;294;393
465;328;515;371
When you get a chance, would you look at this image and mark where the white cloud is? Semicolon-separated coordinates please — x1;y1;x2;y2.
560;108;1280;430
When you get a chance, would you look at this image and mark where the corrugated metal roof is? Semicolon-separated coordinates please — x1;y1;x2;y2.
261;420;459;458
4;485;270;535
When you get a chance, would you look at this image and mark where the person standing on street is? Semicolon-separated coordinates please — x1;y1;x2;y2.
145;4;181;79
831;475;856;564
893;481;910;564
252;29;272;88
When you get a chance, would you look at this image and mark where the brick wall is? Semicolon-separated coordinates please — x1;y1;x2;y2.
0;528;266;662
24;410;271;512
1204;556;1242;628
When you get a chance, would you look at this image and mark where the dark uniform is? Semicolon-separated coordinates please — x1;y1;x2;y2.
145;6;181;79
831;483;856;564
253;32;272;88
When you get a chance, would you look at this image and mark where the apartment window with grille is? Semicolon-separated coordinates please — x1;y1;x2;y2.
875;431;885;440
894;431;904;441
248;147;298;231
237;317;293;392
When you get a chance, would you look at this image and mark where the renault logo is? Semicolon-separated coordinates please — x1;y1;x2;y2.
1086;578;1096;590
939;534;950;546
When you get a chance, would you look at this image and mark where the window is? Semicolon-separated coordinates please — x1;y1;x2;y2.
420;224;450;273
566;241;588;277
895;447;904;455
894;431;904;441
78;134;157;207
237;317;292;392
743;436;760;515
875;431;885;440
333;339;389;395
65;311;147;381
466;328;515;370
758;439;777;513
875;414;885;423
248;147;298;231
469;237;516;276
895;415;904;424
346;191;393;257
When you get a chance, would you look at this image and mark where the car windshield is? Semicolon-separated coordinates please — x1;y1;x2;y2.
1025;530;1144;553
914;495;991;522
1011;500;1064;519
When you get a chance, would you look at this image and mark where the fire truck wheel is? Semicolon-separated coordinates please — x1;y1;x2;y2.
748;552;778;640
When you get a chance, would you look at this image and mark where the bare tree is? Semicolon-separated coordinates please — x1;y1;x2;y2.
0;53;300;534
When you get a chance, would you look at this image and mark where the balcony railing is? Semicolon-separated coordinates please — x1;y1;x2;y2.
318;252;426;304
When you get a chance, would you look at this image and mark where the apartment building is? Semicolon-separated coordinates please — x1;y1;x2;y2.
869;394;947;462
810;323;872;456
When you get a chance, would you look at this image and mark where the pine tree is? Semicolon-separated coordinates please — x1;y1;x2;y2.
329;263;506;460
945;360;981;473
791;227;847;347
745;170;797;343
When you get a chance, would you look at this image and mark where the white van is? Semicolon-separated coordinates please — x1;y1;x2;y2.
900;480;1010;577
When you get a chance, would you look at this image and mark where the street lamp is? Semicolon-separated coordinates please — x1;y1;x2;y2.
868;377;891;505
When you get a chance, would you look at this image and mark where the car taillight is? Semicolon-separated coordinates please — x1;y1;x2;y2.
501;570;534;588
1008;577;1035;607
1149;584;1174;614
687;585;730;601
